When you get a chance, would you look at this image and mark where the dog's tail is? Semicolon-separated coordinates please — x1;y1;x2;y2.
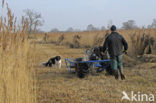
41;62;47;67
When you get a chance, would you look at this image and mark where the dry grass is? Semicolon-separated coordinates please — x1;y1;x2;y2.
37;29;156;55
1;1;156;103
33;28;156;103
35;43;156;103
0;1;36;103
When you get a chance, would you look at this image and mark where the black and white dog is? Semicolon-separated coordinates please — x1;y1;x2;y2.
42;56;62;68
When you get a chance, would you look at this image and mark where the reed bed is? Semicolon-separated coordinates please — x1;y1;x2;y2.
0;1;36;103
38;29;156;56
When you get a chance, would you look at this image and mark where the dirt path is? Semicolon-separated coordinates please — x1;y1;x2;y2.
35;43;156;103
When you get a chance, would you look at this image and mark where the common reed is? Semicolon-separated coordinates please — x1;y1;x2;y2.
40;29;156;55
0;1;36;103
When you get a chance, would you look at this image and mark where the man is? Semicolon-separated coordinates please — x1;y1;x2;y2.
102;25;128;80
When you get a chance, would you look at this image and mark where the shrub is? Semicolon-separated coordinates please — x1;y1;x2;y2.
72;35;81;48
56;34;64;45
92;33;105;47
130;32;155;55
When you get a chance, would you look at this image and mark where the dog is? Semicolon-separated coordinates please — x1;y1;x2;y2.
42;56;62;68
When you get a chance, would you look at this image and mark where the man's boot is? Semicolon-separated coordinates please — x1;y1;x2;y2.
121;74;125;80
114;70;119;80
119;68;125;80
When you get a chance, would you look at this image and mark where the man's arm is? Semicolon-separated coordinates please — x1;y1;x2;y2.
122;36;128;51
102;37;109;52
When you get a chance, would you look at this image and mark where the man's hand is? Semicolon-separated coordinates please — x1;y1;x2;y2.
123;50;127;54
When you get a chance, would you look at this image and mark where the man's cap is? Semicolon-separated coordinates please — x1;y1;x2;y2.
110;25;116;31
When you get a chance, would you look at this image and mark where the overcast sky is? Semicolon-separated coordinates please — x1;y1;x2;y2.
2;0;156;31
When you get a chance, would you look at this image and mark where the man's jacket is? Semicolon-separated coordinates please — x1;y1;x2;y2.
103;32;128;57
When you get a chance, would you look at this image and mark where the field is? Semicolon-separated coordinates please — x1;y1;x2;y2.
1;1;156;103
1;25;156;103
34;31;156;103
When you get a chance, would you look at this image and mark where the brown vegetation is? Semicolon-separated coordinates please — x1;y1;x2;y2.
0;1;36;103
1;1;156;103
33;29;156;103
38;29;156;56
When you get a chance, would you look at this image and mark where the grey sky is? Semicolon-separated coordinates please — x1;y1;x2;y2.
2;0;156;31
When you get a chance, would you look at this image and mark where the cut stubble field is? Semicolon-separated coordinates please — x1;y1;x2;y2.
35;43;156;103
1;1;156;103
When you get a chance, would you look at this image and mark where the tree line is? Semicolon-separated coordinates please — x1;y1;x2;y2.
23;9;156;33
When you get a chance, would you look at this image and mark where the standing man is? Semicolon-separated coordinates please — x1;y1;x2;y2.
102;25;128;80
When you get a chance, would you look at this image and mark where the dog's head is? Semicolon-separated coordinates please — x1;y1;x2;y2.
55;56;61;61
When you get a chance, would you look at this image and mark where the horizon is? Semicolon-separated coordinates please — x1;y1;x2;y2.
1;0;156;32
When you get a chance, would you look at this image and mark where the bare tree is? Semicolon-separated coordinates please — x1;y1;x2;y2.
122;20;138;29
148;19;156;28
101;26;106;30
36;28;44;33
107;20;113;29
74;29;81;32
23;9;44;33
50;28;59;33
66;27;74;32
87;24;98;31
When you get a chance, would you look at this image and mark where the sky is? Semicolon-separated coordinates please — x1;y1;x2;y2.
1;0;156;31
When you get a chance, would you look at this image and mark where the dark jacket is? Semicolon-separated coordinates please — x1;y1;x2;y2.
103;32;128;57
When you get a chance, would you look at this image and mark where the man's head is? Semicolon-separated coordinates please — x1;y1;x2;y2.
110;25;116;32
